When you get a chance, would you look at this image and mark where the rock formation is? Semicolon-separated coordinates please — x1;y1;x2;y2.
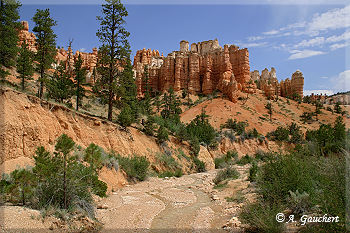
18;21;98;83
55;47;98;83
251;68;304;99
134;39;253;102
18;21;37;52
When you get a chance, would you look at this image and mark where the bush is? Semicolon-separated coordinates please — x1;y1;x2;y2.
156;153;182;172
190;137;200;156
236;155;253;165
248;161;258;182
192;157;206;173
118;105;135;127
156;125;169;144
117;154;150;182
186;108;217;146
143;116;156;136
240;201;285;233
214;150;238;169
213;167;239;185
84;143;104;171
254;150;274;162
300;111;313;123
326;106;333;113
287;190;312;216
221;118;248;135
266;126;289;142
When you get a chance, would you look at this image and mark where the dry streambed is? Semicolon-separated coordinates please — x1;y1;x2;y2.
96;165;254;232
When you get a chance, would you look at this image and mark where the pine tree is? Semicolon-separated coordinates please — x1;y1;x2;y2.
16;42;34;91
157;125;169;144
334;102;342;114
118;60;138;123
314;100;322;121
265;102;273;121
118;105;133;127
32;9;57;99
73;54;87;111
0;0;21;81
46;61;74;103
54;134;75;209
141;65;152;115
96;0;130;121
161;87;182;119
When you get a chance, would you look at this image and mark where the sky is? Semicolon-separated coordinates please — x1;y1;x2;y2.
18;1;350;95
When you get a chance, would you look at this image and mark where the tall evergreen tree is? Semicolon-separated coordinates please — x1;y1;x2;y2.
73;54;87;111
46;61;74;103
16;42;34;91
119;60;138;120
32;9;57;99
265;102;273;121
142;65;152;115
96;0;130;121
0;0;21;80
161;87;182;119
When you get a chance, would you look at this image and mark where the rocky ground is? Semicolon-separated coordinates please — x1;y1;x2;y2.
95;164;254;232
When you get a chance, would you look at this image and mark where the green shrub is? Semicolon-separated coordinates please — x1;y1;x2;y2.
287;190;312;217
221;118;248;135
214;150;238;168
254;150;274;162
300;111;313;123
156;125;169;144
84;143;104;171
240;201;285;233
248;161;258;182
118;105;135;127
236;155;253;165
143;116;156;136
266;126;289;142
192;157;206;173
117;154;150;182
190;137;200;156
213;167;239;185
186;108;217;146
155;153;182;172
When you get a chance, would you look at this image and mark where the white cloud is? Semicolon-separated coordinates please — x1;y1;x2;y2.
308;5;350;34
295;37;325;48
330;42;350;50
320;76;328;79
262;30;279;35
239;42;267;48
303;90;334;96
332;70;350;93
326;31;350;43
248;36;264;41
288;49;326;60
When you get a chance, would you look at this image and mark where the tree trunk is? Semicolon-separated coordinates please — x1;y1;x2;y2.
107;79;113;121
76;81;80;111
63;153;67;209
39;68;44;99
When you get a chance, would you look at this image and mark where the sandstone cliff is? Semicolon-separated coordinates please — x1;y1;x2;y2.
18;21;98;84
134;39;252;102
251;68;304;99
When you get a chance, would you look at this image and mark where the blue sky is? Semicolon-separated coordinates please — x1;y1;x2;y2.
19;1;350;95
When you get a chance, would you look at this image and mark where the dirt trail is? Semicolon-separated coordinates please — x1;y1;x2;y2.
96;165;253;232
